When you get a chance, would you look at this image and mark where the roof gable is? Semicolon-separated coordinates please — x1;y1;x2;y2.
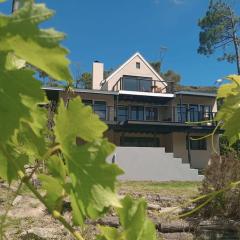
104;52;167;87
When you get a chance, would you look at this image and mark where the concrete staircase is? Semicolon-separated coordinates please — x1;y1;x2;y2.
108;147;203;181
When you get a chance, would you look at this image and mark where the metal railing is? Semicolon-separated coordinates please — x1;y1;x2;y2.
95;105;217;125
112;77;172;93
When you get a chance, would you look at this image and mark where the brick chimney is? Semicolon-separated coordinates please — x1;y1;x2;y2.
92;61;104;90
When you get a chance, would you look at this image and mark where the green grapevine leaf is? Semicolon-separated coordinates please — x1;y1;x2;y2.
47;155;67;184
217;75;240;99
54;98;107;148
216;75;240;144
97;196;157;240
0;53;45;142
54;98;123;224
0;0;72;83
0;144;28;182
38;174;64;212
65;140;123;225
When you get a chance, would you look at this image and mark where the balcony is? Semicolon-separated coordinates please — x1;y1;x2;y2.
101;105;217;126
112;76;172;93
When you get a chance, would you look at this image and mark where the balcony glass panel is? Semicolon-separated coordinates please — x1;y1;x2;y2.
145;107;158;121
130;106;144;121
94;101;106;120
122;77;152;92
189;104;199;122
177;104;188;123
117;106;128;121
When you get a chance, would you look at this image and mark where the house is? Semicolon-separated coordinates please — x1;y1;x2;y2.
43;52;219;181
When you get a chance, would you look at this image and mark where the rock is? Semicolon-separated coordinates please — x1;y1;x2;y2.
8;196;45;219
12;195;23;206
157;219;194;233
94;216;119;228
161;232;194;240
20;227;62;240
148;203;161;211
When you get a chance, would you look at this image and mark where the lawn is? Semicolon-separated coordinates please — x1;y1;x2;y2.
118;181;200;199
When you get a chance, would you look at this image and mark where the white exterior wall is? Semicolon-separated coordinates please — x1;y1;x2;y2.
108;147;203;181
92;62;104;90
172;132;219;169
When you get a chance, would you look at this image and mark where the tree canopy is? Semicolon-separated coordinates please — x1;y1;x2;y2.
198;0;240;74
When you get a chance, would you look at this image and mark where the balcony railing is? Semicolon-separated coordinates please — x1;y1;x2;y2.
112;77;174;93
96;105;217;125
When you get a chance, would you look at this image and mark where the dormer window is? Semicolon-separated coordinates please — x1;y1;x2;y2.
136;62;140;69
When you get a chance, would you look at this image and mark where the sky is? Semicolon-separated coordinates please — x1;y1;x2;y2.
0;0;238;86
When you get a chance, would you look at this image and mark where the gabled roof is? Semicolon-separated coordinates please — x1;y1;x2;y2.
104;52;167;86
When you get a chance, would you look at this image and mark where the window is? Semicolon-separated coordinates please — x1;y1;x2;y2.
120;137;159;147
139;79;152;92
117;106;128;121
93;101;106;120
186;136;207;150
199;105;212;121
189;104;199;122
177;104;188;123
145;107;158;121
130;106;144;120
82;99;93;106
136;62;141;69
122;76;152;92
122;77;138;91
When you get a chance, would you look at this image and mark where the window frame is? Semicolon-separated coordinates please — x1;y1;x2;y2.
186;136;207;150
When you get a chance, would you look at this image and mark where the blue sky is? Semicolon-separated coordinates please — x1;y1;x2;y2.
1;0;237;86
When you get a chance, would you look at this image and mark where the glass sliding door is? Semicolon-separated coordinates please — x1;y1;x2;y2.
93;101;106;120
145;107;158;121
177;104;188;123
130;106;144;121
117;106;128;121
189;104;199;122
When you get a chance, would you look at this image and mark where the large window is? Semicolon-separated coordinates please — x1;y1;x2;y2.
186;136;207;150
189;104;199;122
177;104;188;123
120;137;159;147
130;106;144;121
117;106;128;121
199;105;212;121
145;107;158;121
93;101;106;120
122;76;152;92
177;104;212;123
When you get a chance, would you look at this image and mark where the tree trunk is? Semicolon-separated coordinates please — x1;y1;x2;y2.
230;8;240;75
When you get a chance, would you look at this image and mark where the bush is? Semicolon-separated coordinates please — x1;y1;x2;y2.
198;153;240;219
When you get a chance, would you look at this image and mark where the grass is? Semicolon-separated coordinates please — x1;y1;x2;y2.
118;181;200;199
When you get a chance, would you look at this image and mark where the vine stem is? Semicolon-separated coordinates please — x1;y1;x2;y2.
0;180;23;240
0;143;85;240
19;173;85;240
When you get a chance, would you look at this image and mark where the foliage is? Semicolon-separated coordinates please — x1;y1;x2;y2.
0;1;157;239
97;196;156;240
219;135;240;156
149;61;161;74
216;75;240;145
76;72;92;89
198;0;240;74
198;153;240;219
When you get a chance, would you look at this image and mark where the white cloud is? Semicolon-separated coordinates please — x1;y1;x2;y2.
153;0;185;5
172;0;185;5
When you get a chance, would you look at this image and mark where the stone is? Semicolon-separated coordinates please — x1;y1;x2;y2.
20;227;61;240
12;195;23;206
